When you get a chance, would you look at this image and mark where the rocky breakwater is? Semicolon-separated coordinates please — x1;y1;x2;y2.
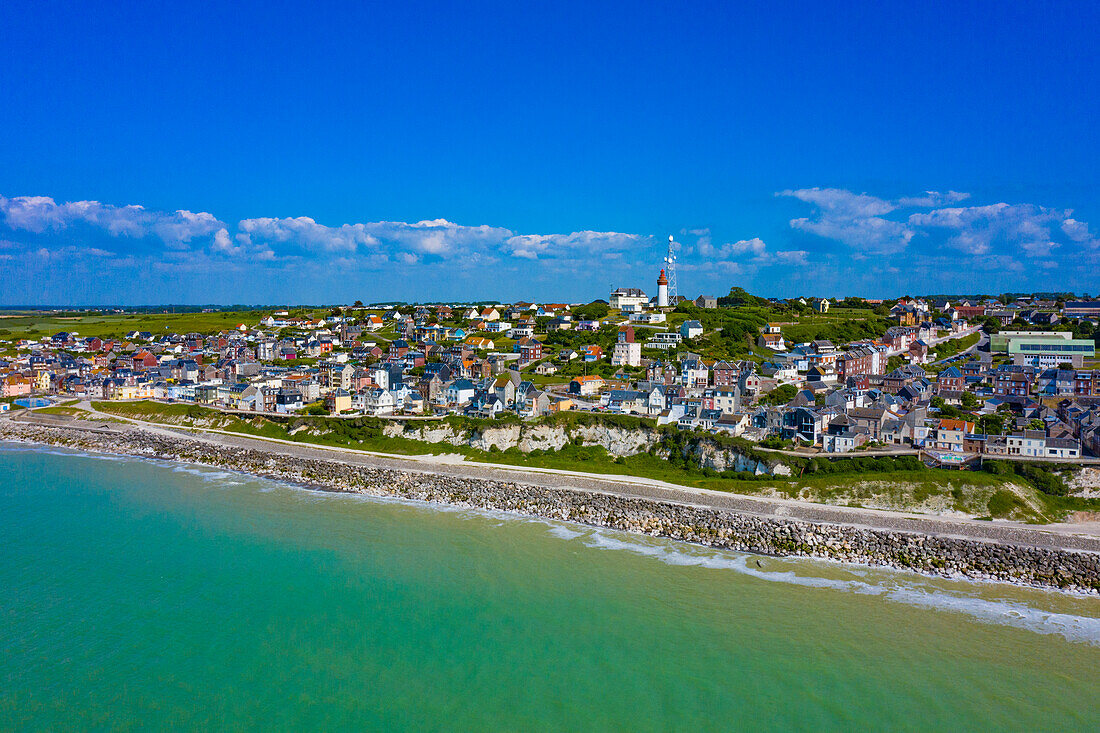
2;420;1097;593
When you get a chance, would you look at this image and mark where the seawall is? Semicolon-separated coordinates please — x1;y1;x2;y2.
1;419;1097;594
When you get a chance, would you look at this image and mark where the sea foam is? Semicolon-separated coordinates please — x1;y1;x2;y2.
567;526;1100;646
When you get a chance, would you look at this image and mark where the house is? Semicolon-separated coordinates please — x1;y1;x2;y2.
534;362;558;376
927;419;975;452
493;372;520;406
569;376;605;396
993;366;1034;397
1036;368;1075;396
812;298;830;313
703;386;742;415
629;311;666;324
611;327;641;367
758;332;785;351
1006;430;1047;457
845;406;891;441
446;379;476;405
325;388;352;413
822;416;870;453
602;389;650;415
711;361;740;387
131;350;158;369
937;366;964;393
782;406;828;444
695;295;717;309
389;339;411;358
465;337;495;350
647;332;683;350
713;411;750;436
361;387;397;415
515;337;543;367
506;321;532;338
582;345;603;362
274;388;304;414
908;339;930;364
1042;437;1080;458
515;383;551;417
680;356;709;388
609;288;648;311
680;320;703;339
837;347;884;379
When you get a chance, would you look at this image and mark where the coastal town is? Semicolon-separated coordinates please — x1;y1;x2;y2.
4;273;1100;466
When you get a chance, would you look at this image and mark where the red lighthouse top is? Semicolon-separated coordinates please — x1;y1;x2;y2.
657;269;668;285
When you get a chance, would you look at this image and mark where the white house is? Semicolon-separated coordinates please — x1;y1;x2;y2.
361;387;396;415
680;320;703;339
446;379;476;405
647;332;683;350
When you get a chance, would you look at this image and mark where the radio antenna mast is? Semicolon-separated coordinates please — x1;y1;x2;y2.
663;235;678;304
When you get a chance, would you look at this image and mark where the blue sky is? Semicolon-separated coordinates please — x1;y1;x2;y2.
1;1;1098;305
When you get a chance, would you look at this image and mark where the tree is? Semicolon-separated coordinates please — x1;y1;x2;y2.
960;391;979;410
760;383;798;406
718;287;769;308
353;300;364;308
979;414;1006;435
572;301;610;321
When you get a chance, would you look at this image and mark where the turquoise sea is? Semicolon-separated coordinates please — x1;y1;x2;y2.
1;442;1098;730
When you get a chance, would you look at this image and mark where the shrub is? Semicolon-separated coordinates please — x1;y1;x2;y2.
987;490;1024;517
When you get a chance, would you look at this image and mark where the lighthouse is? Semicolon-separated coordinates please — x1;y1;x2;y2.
657;268;669;307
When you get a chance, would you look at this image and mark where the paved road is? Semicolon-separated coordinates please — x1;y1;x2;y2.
929;331;986;367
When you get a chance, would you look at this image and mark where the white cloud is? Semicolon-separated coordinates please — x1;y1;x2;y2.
694;234;809;271
773;249;809;265
0;195;222;243
778;188;916;254
697;235;767;259
0;193;651;274
777;188;896;218
909;202;1075;258
727;237;767;257
237;216;380;253
780;188;1096;262
502;231;645;260
1062;217;1095;245
896;191;970;208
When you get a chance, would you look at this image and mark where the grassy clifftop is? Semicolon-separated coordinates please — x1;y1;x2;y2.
87;400;1098;522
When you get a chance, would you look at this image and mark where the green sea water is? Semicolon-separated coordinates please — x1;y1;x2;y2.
1;443;1099;731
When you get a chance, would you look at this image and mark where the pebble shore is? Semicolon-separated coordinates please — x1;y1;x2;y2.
3;420;1098;594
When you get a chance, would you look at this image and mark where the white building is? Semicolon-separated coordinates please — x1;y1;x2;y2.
647;332;683;350
611;340;642;367
609;288;648;311
629;312;666;324
680;320;703;339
